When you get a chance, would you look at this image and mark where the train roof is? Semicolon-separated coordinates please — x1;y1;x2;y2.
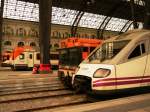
105;29;150;42
60;37;102;48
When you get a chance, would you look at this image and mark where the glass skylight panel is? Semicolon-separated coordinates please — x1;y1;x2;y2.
4;0;15;18
2;0;141;32
125;0;145;6
3;0;39;21
105;18;128;31
52;7;78;25
79;13;106;29
0;0;1;8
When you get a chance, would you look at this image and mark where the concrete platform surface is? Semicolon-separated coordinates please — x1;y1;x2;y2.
0;69;57;80
50;93;150;112
0;67;11;71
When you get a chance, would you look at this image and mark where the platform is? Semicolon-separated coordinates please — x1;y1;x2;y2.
0;69;149;112
50;93;150;112
0;67;11;71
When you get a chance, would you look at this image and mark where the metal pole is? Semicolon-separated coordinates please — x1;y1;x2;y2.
130;0;138;29
0;0;4;66
143;0;150;29
39;0;52;73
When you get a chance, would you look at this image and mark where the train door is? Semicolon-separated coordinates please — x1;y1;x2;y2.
34;52;40;65
81;47;88;60
116;40;148;89
27;52;34;68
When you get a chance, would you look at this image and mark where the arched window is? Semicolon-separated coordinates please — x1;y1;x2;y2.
18;42;24;47
62;33;65;39
5;26;14;36
29;29;38;37
16;28;26;37
2;27;5;36
49;44;52;49
84;34;89;38
65;32;69;38
76;33;79;38
30;42;36;47
54;43;59;48
81;34;85;38
68;33;71;37
52;32;55;38
52;31;59;38
91;35;96;39
58;32;61;38
4;41;11;46
78;34;81;37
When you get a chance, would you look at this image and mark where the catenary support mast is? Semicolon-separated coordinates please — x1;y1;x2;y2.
39;0;52;73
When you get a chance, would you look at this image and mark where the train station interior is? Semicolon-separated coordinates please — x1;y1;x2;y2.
0;0;150;112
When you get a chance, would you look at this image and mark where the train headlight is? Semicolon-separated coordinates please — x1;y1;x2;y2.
93;68;111;78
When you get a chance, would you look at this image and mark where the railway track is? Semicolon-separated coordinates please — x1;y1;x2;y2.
0;80;61;89
1;73;58;80
0;71;90;112
0;93;88;112
0;89;74;103
0;71;148;112
0;83;67;95
0;86;67;96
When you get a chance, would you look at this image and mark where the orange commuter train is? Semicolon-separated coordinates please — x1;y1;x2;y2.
2;46;59;70
58;37;103;87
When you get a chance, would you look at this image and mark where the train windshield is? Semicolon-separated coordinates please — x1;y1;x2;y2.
50;53;59;60
59;47;82;66
69;48;81;66
59;49;69;65
88;40;130;62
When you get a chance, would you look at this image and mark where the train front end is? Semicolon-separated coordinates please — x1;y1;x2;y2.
72;33;131;94
72;63;116;94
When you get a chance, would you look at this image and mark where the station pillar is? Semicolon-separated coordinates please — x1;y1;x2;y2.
143;0;150;29
0;0;4;66
39;0;52;74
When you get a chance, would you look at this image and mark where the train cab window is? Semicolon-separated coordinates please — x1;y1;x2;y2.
50;54;59;60
19;54;24;60
128;43;145;59
90;47;95;52
29;54;32;59
82;47;88;52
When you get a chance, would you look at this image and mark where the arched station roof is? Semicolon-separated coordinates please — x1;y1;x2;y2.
0;0;145;32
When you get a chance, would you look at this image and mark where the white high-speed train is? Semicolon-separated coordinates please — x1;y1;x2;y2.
72;29;150;94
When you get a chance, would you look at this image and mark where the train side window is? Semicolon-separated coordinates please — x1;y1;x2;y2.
128;45;141;59
141;43;145;54
19;54;24;60
36;53;40;60
128;43;145;59
90;47;95;52
29;54;32;59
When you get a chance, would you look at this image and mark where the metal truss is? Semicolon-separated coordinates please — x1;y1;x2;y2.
97;1;125;39
1;0;145;35
71;11;84;37
119;20;133;34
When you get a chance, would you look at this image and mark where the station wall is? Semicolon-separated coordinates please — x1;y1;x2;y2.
2;19;118;54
